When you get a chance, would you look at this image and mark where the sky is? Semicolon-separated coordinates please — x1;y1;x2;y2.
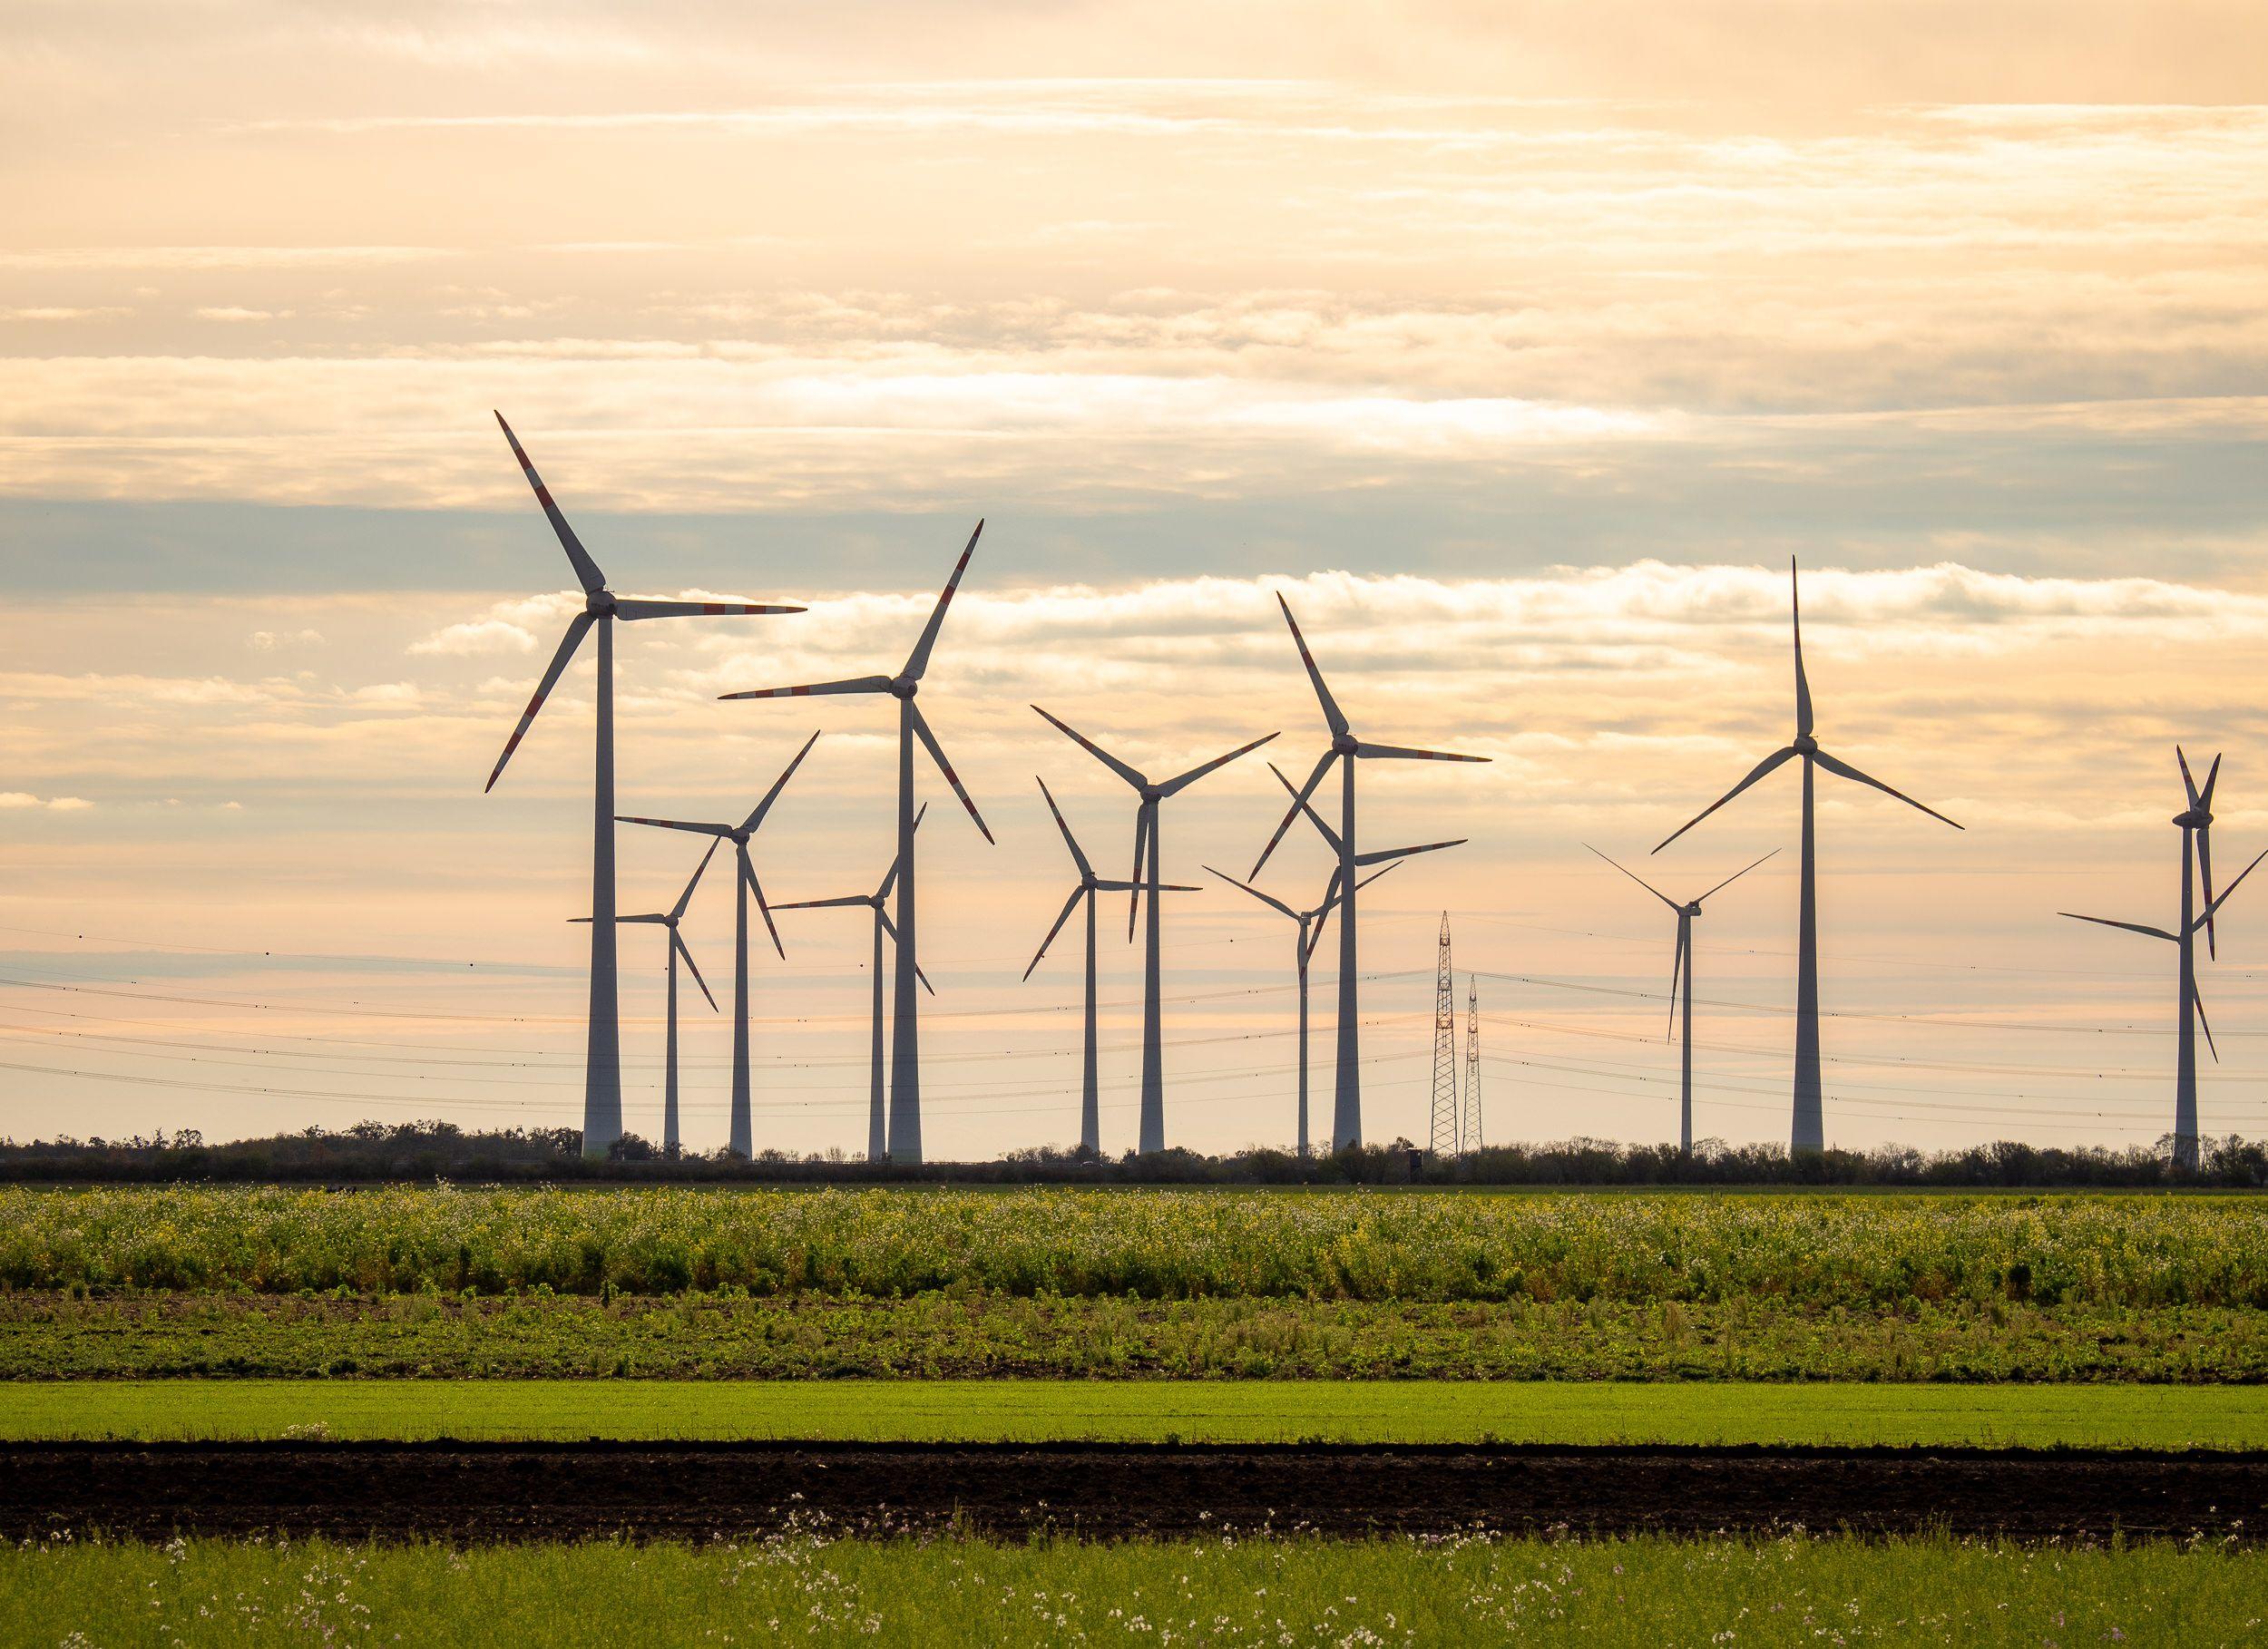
5;1;2268;1158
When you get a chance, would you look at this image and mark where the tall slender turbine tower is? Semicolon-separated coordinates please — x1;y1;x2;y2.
1653;560;1960;1155
571;840;719;1151
617;731;820;1156
1254;595;1490;1152
1587;844;1776;1155
2061;750;2264;1170
721;528;993;1164
1462;976;1481;1153
1206;860;1399;1157
1429;914;1459;1157
1026;779;1188;1156
484;414;803;1156
1031;708;1277;1154
775;811;933;1164
1267;761;1466;1150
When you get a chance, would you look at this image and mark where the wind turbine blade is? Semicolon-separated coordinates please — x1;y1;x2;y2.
2195;845;2268;930
2059;912;2179;943
1652;745;1797;854
611;913;670;925
1024;887;1084;980
1205;865;1299;921
745;729;823;832
1354;837;1463;866
1353;858;1403;893
1128;802;1149;941
2178;746;2201;809
1309;865;1345;961
2200;824;2218;959
1157;731;1279;797
719;675;893;701
771;894;871;910
616;598;804;620
1586;844;1680;911
876;804;927;903
494;413;605;594
1697;846;1781;904
874;910;937;993
674;932;719;1013
1275;593;1349;738
743;854;786;959
1791;557;1813;741
617;815;731;837
2196;984;2218;1064
903;520;982;680
1036;776;1095;880
1252;753;1338;877
2201;752;2223;809
670;837;722;921
484;612;594;793
908;702;992;842
1811;747;1963;831
1353;741;1488;764
1031;706;1146;791
1667;926;1685;1041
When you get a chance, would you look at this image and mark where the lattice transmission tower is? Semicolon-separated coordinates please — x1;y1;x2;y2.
1462;974;1481;1152
1429;912;1460;1156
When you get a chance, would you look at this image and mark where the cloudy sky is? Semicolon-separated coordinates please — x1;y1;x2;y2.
5;1;2268;1156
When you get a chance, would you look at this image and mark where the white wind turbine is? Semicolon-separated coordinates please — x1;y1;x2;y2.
720;526;993;1165
1031;709;1278;1155
1253;595;1489;1151
1206;857;1402;1158
774;807;935;1165
1024;777;1195;1156
572;840;720;1152
616;731;821;1156
483;413;803;1156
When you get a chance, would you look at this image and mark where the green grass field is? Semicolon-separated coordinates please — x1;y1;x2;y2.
3;1532;2258;1646
7;1378;2264;1449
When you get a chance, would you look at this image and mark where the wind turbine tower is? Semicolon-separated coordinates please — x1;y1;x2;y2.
1462;975;1481;1153
1654;560;1960;1155
722;527;994;1165
2061;749;2264;1170
1255;595;1490;1152
617;731;821;1156
1207;859;1399;1157
484;413;802;1156
1429;914;1459;1156
774;808;934;1164
1588;844;1776;1155
1032;708;1277;1154
571;840;720;1151
1026;779;1188;1156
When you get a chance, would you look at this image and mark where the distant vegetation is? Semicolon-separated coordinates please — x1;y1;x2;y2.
5;1121;2266;1188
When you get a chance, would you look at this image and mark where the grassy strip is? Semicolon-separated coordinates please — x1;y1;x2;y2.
12;1186;2267;1307
7;1378;2267;1449
3;1533;2258;1646
7;1291;2263;1382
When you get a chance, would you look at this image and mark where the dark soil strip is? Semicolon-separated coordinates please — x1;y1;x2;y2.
6;1442;2264;1543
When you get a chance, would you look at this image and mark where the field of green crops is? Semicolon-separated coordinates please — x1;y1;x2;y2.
7;1186;2263;1305
5;1531;2259;1647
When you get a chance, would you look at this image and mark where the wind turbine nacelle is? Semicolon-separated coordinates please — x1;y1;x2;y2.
1793;733;1819;755
585;591;618;616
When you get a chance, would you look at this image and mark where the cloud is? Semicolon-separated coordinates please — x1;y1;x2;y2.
409;618;538;657
247;629;324;651
0;792;93;811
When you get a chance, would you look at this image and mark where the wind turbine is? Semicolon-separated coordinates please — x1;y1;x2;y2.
572;840;720;1152
1252;594;1489;1151
1653;559;1961;1156
774;806;935;1164
2061;749;2264;1171
616;730;821;1156
720;525;993;1165
483;413;803;1157
1206;857;1402;1158
1031;709;1277;1154
1585;844;1776;1156
1024;777;1195;1156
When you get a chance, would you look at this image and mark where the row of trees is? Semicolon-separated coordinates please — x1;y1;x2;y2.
5;1121;2266;1187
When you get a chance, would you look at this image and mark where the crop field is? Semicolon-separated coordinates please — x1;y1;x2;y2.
5;1531;2262;1647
